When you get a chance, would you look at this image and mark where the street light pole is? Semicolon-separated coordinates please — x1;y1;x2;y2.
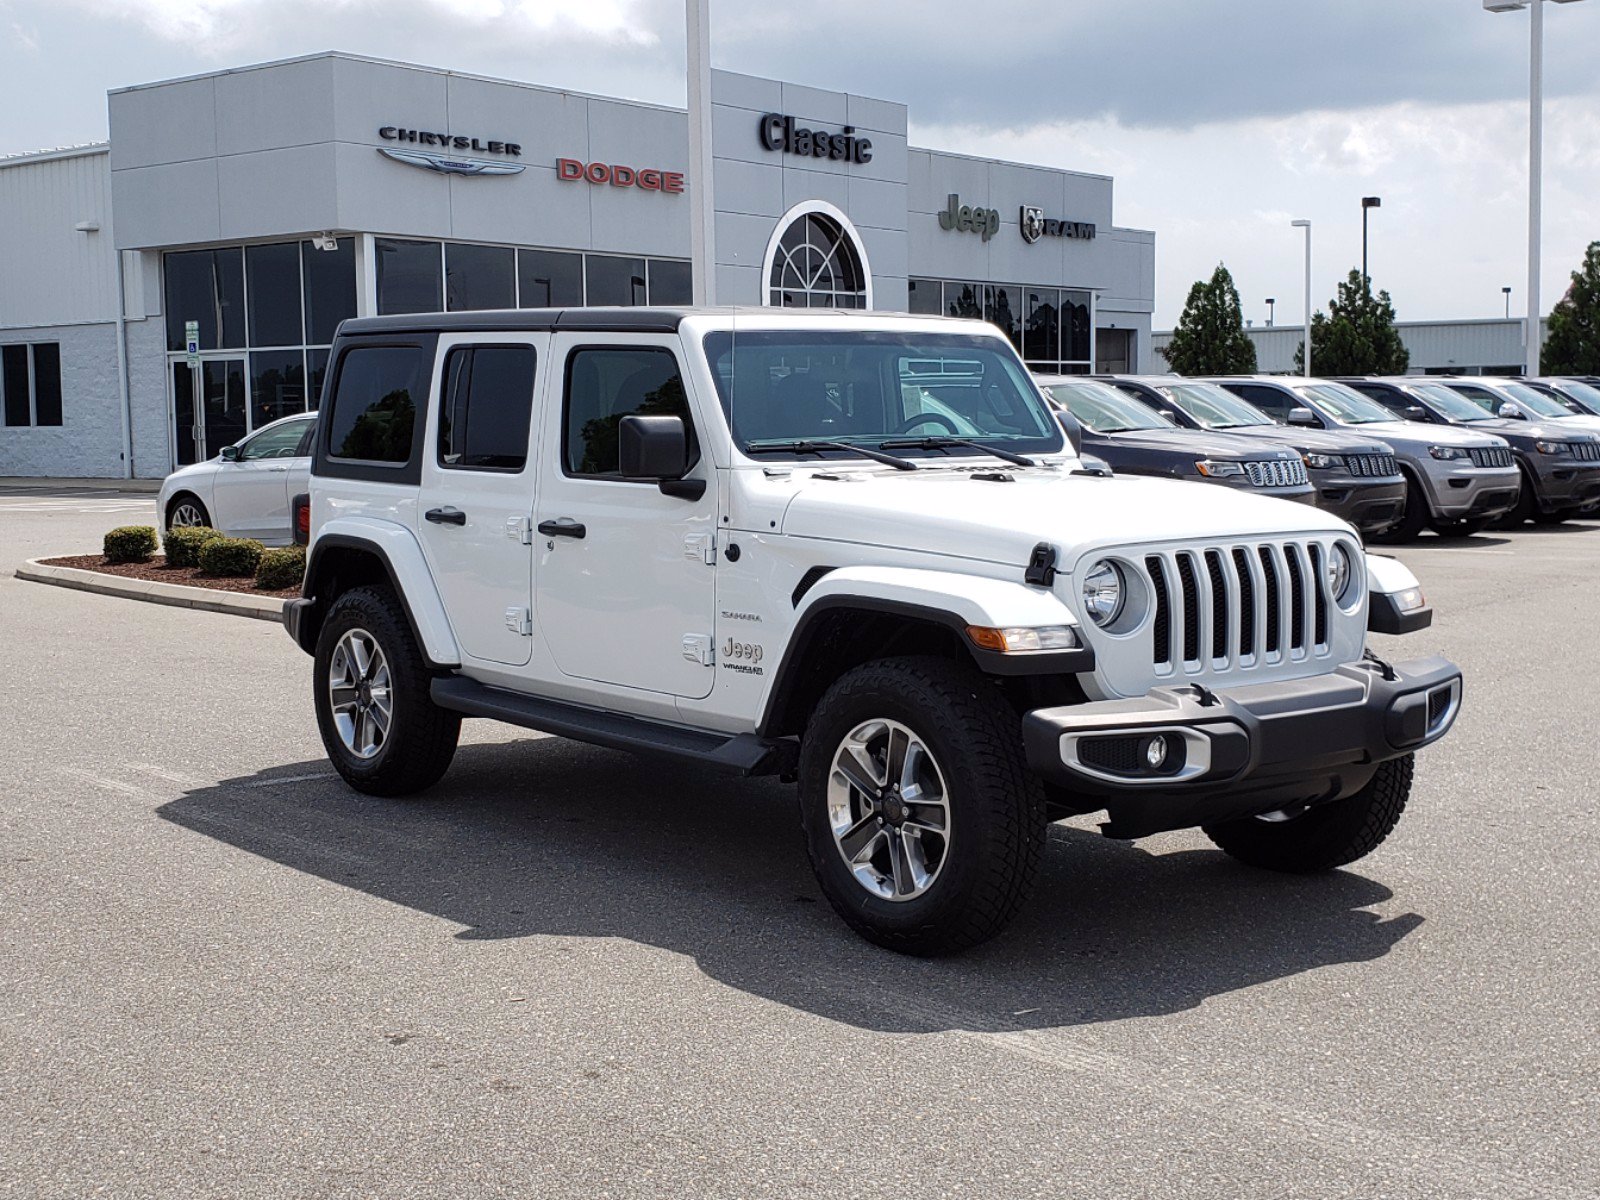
1503;286;1513;318
1484;0;1589;373
686;0;716;305
1291;220;1312;377
1265;298;1276;327
1361;196;1382;288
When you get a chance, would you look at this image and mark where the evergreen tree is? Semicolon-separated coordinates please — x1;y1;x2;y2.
1543;241;1600;375
1293;270;1409;375
1159;264;1258;374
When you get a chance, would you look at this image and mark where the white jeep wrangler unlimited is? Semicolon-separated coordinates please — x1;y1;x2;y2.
285;308;1461;955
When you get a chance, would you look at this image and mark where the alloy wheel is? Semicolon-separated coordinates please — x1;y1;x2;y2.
169;501;206;528
827;718;951;901
328;628;393;760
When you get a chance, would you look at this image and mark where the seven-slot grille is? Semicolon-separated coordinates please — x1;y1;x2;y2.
1243;458;1310;488
1467;445;1513;468
1570;441;1600;462
1344;452;1398;477
1144;540;1336;671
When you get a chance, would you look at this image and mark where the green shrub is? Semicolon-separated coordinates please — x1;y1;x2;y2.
255;546;306;591
197;537;265;578
103;525;158;564
162;525;224;569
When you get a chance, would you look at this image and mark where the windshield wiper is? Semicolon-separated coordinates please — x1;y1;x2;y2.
877;436;1038;468
746;440;919;471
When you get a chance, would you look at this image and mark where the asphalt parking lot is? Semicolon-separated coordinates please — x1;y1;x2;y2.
2;496;1597;1200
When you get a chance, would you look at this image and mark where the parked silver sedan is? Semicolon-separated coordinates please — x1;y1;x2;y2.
157;412;316;545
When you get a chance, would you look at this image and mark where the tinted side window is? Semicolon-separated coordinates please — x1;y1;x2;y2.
1350;383;1407;415
1231;384;1292;419
32;343;62;426
439;345;537;471
563;347;690;477
1448;385;1498;412
326;346;429;464
242;419;313;460
2;345;29;426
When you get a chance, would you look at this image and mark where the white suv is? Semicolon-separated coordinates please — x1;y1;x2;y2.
285;309;1461;955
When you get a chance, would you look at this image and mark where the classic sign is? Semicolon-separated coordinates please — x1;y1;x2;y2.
758;113;874;164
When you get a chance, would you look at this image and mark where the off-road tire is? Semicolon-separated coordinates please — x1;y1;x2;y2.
1431;517;1490;539
313;585;460;797
1202;754;1414;873
797;656;1045;956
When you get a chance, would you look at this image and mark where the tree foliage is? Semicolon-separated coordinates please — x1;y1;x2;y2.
1543;241;1600;375
1293;270;1409;375
1160;264;1258;374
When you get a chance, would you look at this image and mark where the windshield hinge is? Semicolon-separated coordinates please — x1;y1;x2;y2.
1025;542;1058;587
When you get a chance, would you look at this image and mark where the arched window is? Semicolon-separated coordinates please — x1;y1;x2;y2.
766;209;869;309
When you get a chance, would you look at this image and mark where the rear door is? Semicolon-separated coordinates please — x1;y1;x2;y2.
415;336;543;668
532;335;717;699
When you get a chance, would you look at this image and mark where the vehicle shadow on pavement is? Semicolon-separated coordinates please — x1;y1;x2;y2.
158;738;1423;1034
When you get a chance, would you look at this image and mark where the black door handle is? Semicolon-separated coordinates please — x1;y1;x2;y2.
537;519;586;539
425;507;466;525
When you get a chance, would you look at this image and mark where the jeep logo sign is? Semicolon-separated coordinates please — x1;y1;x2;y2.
1019;204;1097;244
938;194;1000;242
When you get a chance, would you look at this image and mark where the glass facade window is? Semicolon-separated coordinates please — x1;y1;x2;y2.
518;249;584;308
446;243;516;312
0;342;61;427
768;212;866;309
3;345;31;426
911;277;1095;371
32;343;62;426
302;237;357;344
249;350;308;430
647;258;692;306
307;348;331;411
376;238;443;315
245;241;303;349
587;255;647;307
165;248;245;351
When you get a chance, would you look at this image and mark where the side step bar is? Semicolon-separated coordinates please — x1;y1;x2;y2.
430;676;797;777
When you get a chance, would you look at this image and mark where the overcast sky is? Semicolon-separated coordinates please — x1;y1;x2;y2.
5;0;1599;327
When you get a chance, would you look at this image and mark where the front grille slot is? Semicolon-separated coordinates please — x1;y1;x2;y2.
1174;553;1201;663
1233;547;1255;657
1259;547;1281;653
1283;545;1306;651
1147;555;1171;666
1204;551;1228;662
1572;441;1600;462
1308;543;1328;647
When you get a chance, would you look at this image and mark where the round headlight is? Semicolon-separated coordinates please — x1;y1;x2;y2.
1327;544;1355;604
1081;561;1125;627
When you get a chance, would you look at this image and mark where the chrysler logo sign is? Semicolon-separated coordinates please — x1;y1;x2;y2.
378;147;526;176
1019;205;1096;243
376;126;526;177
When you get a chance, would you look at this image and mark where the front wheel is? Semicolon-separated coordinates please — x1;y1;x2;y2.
166;494;211;531
1368;478;1429;544
1202;755;1414;873
313;586;460;797
797;656;1045;956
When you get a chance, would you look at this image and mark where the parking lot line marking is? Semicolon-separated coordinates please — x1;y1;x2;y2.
128;762;209;789
57;767;152;799
242;772;337;788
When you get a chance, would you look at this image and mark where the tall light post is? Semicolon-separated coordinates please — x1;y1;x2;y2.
1483;0;1588;374
686;0;716;305
1265;297;1276;327
1503;286;1513;318
1361;196;1381;287
1291;220;1312;377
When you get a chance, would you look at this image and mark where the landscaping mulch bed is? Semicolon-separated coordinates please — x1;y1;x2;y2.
41;555;302;600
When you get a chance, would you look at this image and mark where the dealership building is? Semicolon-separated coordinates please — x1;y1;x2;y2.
0;52;1156;481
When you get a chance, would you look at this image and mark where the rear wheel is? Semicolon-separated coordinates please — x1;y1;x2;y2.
797;656;1045;956
166;494;210;531
313;585;460;797
1203;755;1413;873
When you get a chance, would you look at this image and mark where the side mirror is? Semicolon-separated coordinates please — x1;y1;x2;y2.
1403;405;1428;421
220;445;241;462
1497;402;1523;420
619;414;689;479
1054;409;1084;455
1286;407;1319;427
1156;408;1178;422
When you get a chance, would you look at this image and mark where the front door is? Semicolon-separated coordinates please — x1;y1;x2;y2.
534;336;717;699
416;337;542;668
172;358;248;465
210;416;313;542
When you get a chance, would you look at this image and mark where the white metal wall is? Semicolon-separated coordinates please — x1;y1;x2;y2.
0;147;119;329
1151;318;1554;375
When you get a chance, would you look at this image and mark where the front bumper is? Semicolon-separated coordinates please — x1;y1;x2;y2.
1022;655;1461;838
1311;476;1407;534
1417;464;1522;520
1526;458;1600;512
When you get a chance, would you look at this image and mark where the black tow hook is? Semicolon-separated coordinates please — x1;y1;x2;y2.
1363;649;1398;681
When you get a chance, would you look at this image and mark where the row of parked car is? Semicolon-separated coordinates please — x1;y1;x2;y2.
1037;373;1600;541
156;365;1600;548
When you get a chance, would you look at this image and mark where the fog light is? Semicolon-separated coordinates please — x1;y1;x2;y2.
1145;735;1169;770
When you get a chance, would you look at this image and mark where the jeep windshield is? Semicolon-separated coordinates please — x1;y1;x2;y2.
1042;379;1173;433
1155;382;1275;430
703;331;1064;461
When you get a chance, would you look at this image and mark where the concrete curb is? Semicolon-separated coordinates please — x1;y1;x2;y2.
16;559;286;623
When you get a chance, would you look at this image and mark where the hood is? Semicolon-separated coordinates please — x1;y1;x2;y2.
777;466;1348;572
1091;427;1301;460
1195;423;1390;455
1354;421;1503;450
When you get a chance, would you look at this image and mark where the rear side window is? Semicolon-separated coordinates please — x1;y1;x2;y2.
326;345;429;464
1230;383;1292;419
562;346;692;477
438;345;537;471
